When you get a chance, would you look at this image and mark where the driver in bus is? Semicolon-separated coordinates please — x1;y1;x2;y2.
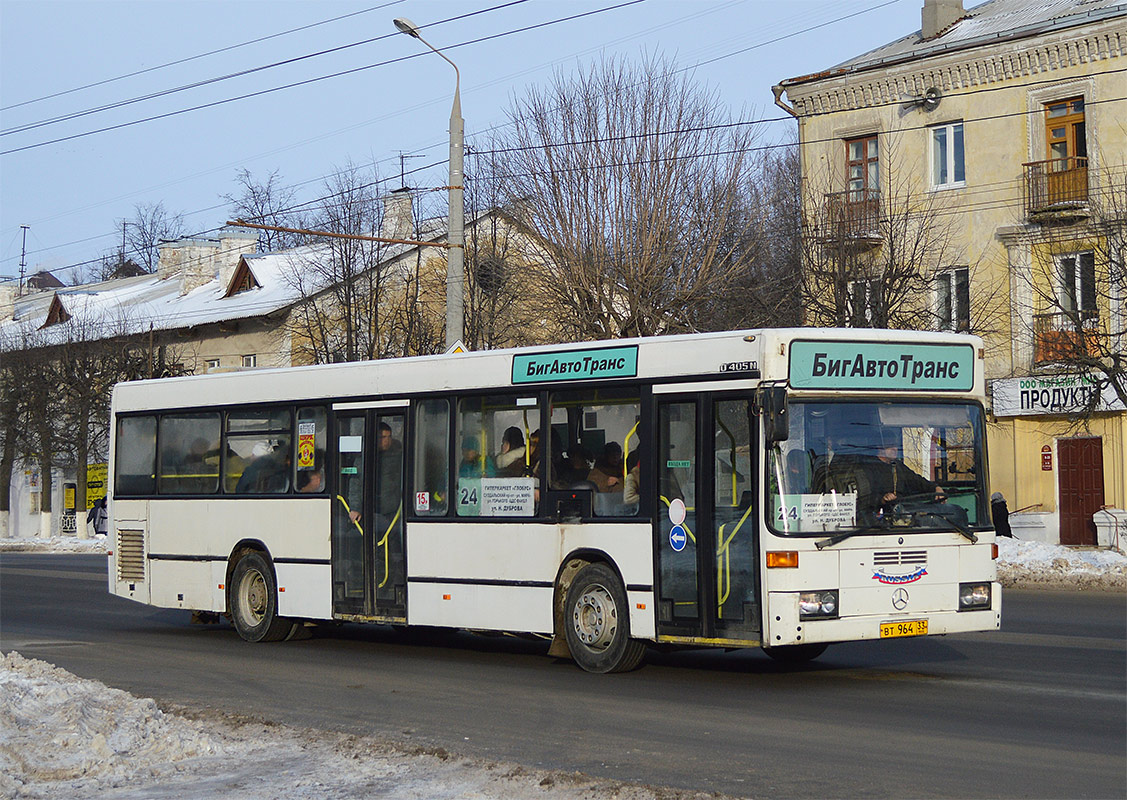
861;441;945;516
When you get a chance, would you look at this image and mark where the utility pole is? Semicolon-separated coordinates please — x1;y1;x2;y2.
18;225;29;295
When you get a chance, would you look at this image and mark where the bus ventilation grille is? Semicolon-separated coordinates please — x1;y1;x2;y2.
873;550;927;566
116;530;145;582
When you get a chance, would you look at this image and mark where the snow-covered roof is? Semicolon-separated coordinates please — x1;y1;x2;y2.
0;216;453;349
781;0;1126;86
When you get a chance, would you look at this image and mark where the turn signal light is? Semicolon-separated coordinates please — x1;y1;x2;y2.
991;544;999;560
766;551;799;568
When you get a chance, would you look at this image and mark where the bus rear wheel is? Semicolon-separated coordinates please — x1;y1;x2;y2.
564;563;645;673
230;551;295;643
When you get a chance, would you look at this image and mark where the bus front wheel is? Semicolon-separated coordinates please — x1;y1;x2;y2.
563;563;645;674
230;551;295;643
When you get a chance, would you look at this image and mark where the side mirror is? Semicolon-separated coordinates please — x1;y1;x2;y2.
758;386;789;443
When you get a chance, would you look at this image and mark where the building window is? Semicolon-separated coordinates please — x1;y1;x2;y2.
1058;251;1097;317
845;134;879;199
205;358;220;371
935;267;970;331
848;278;883;327
1045;97;1086;164
242;354;257;368
930;122;964;188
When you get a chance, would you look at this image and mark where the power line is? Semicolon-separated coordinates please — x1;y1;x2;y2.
0;2;408;113
0;0;645;156
0;0;889;262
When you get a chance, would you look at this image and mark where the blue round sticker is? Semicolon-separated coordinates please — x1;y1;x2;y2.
669;525;687;552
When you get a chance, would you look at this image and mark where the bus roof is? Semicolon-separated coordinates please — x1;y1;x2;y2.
111;328;984;413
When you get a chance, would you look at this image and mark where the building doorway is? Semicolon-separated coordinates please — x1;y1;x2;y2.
1057;437;1103;546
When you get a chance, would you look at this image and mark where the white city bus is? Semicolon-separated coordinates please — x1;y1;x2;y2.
108;328;1000;672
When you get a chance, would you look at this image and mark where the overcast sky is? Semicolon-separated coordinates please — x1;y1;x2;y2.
1;0;944;283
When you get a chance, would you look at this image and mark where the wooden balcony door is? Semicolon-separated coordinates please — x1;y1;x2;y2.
1044;97;1087;205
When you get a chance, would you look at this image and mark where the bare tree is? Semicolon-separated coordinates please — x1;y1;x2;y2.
462;145;549;350
283;162;402;364
799;134;1006;340
120;201;186;273
703;140;804;330
222;168;305;251
490;55;764;341
1009;165;1127;416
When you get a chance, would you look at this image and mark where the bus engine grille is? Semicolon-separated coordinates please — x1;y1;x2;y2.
872;550;927;566
116;529;145;582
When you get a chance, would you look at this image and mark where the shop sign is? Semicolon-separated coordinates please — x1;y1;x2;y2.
992;374;1125;417
1041;445;1053;471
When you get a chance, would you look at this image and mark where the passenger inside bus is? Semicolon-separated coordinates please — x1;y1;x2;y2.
495;426;527;477
587;442;624;492
459;436;495;478
297;453;325;493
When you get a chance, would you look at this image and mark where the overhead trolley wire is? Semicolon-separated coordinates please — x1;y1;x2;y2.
0;0;531;137
0;0;644;156
0;1;408;113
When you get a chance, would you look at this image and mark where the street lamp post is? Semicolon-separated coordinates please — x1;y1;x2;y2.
394;17;464;352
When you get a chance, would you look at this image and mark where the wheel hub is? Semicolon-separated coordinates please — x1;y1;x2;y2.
572;584;617;651
239;569;267;625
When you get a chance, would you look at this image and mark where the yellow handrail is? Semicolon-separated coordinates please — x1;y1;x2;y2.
335;495;364;535
715;417;738;506
716;504;754;618
623;420;640;486
377;502;402;589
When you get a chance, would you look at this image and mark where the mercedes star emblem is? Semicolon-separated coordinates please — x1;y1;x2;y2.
892;588;909;610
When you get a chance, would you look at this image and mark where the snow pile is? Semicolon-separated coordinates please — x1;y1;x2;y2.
0;652;718;800
996;537;1126;591
0;651;222;797
0;534;107;553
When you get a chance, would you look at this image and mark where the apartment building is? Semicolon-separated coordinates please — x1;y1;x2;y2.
776;0;1126;545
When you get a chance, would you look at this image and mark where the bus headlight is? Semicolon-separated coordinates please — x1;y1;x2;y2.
799;590;839;620
958;582;991;611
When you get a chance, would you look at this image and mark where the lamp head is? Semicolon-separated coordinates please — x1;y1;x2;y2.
393;17;421;38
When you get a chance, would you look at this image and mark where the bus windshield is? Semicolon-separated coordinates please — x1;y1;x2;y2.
767;400;987;536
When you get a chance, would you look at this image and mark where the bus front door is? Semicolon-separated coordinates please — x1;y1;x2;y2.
655;395;761;644
331;410;407;622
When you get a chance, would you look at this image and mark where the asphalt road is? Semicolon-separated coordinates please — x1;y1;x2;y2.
2;553;1125;799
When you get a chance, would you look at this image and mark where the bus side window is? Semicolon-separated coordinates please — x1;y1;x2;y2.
414;399;449;516
295;407;327;493
115;415;157;496
158;413;221;494
225;408;292;494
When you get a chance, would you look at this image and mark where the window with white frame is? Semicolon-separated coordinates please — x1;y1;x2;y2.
1057;251;1097;318
935;267;970;331
205;358;220;371
930;122;965;189
242;354;257;368
848;278;883;327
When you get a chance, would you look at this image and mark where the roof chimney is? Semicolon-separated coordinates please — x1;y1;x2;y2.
380;188;414;241
922;0;963;40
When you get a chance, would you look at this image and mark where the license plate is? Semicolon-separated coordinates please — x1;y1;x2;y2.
880;619;928;638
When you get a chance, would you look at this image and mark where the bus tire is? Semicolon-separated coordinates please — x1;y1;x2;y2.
230;551;294;643
762;642;828;664
563;563;645;673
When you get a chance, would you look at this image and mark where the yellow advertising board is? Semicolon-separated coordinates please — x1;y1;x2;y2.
87;463;108;508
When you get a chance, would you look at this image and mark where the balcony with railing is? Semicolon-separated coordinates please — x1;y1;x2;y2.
1023;157;1089;221
814;189;883;251
1033;311;1101;365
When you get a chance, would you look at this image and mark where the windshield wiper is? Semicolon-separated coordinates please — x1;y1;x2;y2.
815;526;885;550
919;512;978;543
